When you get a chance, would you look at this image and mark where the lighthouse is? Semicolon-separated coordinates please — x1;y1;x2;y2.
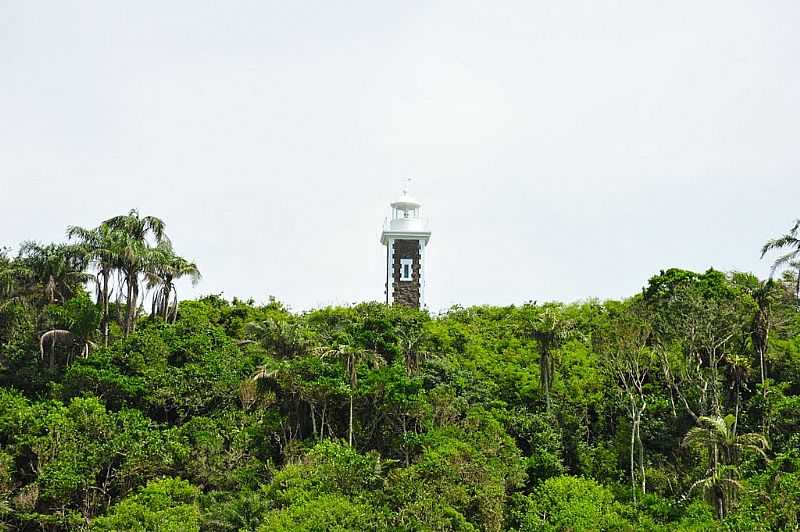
381;181;431;308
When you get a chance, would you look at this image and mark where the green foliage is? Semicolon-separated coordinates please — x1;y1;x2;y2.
383;410;525;531
43;292;101;341
723;441;800;530
500;408;566;486
3;212;800;530
644;268;739;303
201;488;272;532
0;391;183;520
264;440;384;503
510;476;631;531
62;298;257;421
91;477;200;531
256;441;389;530
258;493;387;532
175;412;268;491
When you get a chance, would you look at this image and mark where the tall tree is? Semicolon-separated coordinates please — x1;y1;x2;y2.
651;282;748;421
318;344;384;447
17;242;89;305
520;303;579;412
145;241;201;322
67;224;124;346
761;219;800;298
396;321;429;376
747;279;777;394
725;353;750;435
682;415;769;518
102;210;167;335
597;302;654;504
0;248;31;312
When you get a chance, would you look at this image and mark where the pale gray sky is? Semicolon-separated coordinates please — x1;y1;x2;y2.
1;1;798;311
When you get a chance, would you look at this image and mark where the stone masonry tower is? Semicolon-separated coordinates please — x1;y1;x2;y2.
381;181;431;308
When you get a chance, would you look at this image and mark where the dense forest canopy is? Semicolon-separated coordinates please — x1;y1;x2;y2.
1;212;800;531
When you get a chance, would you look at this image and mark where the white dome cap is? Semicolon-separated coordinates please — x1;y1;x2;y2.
391;194;421;210
390;179;421;209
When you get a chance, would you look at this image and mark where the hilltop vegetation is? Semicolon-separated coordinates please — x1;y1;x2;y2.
1;212;800;530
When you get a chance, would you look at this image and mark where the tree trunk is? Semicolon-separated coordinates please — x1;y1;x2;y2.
636;413;646;495
310;404;318;440
320;403;327;441
711;442;724;518
630;414;637;504
402;415;409;466
756;314;769;397
162;280;171;320
101;269;110;347
541;351;552;412
710;354;722;417
131;279;139;333
348;394;354;447
795;268;800;301
733;379;741;437
125;275;134;336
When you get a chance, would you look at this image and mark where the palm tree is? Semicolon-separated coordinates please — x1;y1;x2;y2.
67;224;124;346
0;249;32;312
746;279;777;393
317;344;384;447
397;323;430;376
145;241;200;322
724;354;750;435
761;219;800;298
521;303;579;412
242;365;283;410
682;415;769;518
687;465;743;521
17;242;89;305
243;318;313;359
244;361;335;444
0;249;15;301
102;210;167;335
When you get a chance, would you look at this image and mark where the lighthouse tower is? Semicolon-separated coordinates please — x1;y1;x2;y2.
381;181;431;308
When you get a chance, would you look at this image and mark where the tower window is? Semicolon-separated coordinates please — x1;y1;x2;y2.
400;258;413;281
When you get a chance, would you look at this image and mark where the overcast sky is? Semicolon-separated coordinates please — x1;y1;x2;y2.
1;1;798;312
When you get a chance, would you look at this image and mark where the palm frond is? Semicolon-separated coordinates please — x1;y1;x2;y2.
768;250;800;275
39;329;77;360
682;416;727;449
